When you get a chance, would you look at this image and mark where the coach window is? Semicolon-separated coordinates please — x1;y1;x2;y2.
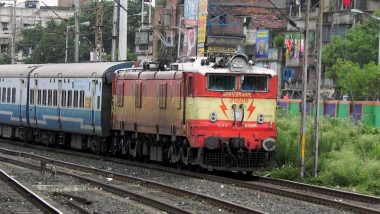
30;89;35;105
7;88;11;103
11;88;16;103
42;90;47;106
61;90;66;107
67;90;72;107
2;88;5;103
48;90;52;106
97;96;100;110
37;90;41;105
117;82;124;107
0;87;2;103
241;75;268;92
207;74;236;91
159;82;167;109
53;90;58;106
79;90;84;108
73;90;78;108
2;88;6;103
135;82;142;108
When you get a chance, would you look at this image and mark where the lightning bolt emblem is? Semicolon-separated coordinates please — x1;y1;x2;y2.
247;100;256;119
220;99;228;119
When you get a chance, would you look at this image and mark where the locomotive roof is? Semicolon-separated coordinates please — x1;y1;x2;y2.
32;62;134;81
171;57;277;76
0;64;41;78
184;65;277;76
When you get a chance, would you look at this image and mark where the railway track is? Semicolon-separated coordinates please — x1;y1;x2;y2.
1;140;380;213
0;168;62;214
0;148;264;214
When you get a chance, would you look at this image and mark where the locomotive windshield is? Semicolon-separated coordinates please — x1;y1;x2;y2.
207;74;236;91
241;75;268;92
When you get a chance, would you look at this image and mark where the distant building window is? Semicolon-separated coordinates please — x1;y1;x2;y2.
219;14;227;24
1;22;8;30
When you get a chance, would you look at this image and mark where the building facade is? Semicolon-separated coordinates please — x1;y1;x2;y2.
0;4;74;62
284;0;380;99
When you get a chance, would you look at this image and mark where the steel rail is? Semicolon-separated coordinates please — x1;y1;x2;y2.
2;142;380;213
0;155;192;214
0;150;264;214
0;169;63;214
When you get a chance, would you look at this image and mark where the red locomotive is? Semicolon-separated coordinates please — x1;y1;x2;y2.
111;54;277;172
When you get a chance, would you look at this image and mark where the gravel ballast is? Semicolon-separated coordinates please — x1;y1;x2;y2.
0;140;353;214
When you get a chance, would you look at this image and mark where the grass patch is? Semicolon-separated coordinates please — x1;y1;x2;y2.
259;114;380;196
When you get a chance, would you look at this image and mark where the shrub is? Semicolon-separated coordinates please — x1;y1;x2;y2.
264;115;380;196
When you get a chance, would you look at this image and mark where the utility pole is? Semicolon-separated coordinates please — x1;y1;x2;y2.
11;0;16;64
74;0;80;63
141;0;145;29
94;1;103;62
111;0;118;61
148;0;152;27
118;0;128;61
177;16;182;58
313;0;323;178
299;0;311;181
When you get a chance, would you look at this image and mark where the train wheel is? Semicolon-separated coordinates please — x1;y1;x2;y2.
120;138;129;158
111;138;119;156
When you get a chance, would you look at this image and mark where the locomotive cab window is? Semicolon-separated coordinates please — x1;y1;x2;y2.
241;75;268;92
207;74;236;91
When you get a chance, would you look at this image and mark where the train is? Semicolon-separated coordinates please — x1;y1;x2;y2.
0;54;277;172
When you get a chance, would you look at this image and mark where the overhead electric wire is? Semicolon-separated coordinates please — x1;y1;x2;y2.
266;0;301;30
41;1;68;22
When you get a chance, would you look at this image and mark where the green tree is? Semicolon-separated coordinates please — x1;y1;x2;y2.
330;59;380;100
322;10;380;100
323;14;379;71
0;53;11;64
17;1;143;63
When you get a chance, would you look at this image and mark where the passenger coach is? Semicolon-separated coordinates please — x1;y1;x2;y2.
0;62;133;151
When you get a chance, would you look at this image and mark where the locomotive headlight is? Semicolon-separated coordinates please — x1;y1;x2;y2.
257;113;264;124
233;109;243;121
210;112;217;123
262;138;276;152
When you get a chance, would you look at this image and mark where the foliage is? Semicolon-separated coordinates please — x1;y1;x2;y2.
273;34;285;49
322;11;380;100
18;22;67;63
261;114;380;196
327;59;380;100
322;13;379;70
17;1;143;63
0;53;11;64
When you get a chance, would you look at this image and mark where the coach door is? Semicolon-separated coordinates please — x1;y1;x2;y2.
18;75;24;126
31;74;38;128
57;74;63;130
90;73;97;134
